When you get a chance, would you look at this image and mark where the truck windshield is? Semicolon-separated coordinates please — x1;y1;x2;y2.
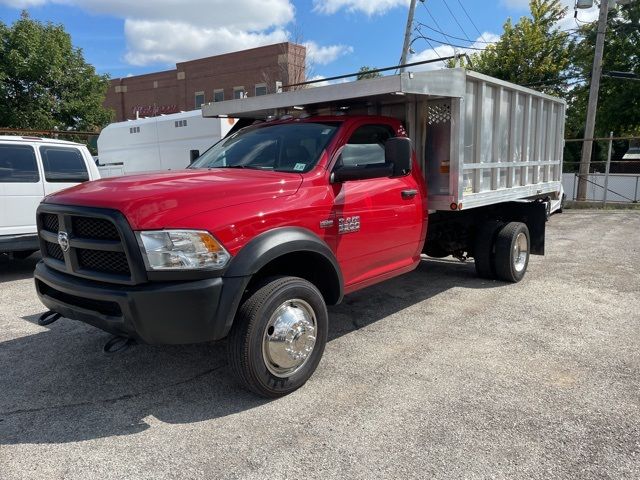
190;122;339;173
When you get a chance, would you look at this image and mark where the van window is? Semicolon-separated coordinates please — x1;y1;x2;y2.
39;147;89;183
340;124;395;167
0;144;39;183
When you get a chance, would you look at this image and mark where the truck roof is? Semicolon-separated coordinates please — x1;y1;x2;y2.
202;68;565;120
0;135;83;146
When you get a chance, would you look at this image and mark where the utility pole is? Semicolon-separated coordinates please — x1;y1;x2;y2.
400;0;419;73
577;0;610;201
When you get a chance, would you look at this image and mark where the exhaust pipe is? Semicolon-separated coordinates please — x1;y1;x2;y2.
38;310;61;326
103;335;136;354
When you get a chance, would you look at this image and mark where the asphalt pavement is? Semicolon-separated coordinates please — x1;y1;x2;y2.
0;210;638;479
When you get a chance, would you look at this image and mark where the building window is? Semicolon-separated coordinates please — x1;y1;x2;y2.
255;84;267;96
233;87;245;99
195;91;205;109
214;89;224;102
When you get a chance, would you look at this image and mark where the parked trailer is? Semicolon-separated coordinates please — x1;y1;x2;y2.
97;110;237;176
35;68;565;397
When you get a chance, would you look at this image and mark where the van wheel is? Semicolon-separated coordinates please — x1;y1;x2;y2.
473;220;502;279
494;222;530;283
227;276;328;398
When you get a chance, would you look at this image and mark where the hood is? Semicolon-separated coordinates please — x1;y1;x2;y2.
45;168;303;229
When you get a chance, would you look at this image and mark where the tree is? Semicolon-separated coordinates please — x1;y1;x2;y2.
0;11;112;131
567;3;640;138
453;0;571;96
357;66;382;80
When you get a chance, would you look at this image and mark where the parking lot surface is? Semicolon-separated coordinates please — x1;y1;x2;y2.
1;211;639;480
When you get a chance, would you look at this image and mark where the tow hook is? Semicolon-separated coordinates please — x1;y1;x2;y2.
103;335;136;354
38;310;61;326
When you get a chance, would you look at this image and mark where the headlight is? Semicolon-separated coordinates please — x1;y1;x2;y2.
136;230;231;270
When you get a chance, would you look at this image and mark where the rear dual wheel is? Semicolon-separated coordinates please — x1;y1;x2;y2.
474;221;530;283
227;276;328;398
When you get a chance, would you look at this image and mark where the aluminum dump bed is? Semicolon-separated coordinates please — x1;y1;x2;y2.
202;68;565;211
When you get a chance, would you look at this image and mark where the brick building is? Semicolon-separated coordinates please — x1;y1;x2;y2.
104;42;306;122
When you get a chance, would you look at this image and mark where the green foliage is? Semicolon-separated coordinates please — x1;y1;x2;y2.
567;3;640;138
453;0;570;96
356;66;382;80
0;11;112;131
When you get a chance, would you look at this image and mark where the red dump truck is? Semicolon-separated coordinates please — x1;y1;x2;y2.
34;69;565;397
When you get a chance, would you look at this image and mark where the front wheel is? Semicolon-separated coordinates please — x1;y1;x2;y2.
227;276;328;398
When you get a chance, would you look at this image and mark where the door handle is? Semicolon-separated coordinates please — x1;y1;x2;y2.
401;189;418;199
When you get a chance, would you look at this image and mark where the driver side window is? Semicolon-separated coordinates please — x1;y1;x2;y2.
340;124;395;168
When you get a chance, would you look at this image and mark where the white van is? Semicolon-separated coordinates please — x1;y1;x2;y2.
97;110;236;177
0;136;100;258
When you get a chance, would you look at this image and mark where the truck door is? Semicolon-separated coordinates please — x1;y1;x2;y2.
330;123;423;288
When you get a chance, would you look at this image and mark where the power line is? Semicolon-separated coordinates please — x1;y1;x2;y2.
419;0;457;47
456;0;489;43
441;0;473;41
417;22;494;44
413;27;487;51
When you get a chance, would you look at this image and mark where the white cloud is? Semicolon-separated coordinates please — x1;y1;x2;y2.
0;0;46;6
0;0;303;66
304;41;354;66
124;20;289;65
312;0;409;16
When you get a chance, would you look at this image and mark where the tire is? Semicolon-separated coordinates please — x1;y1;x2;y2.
494;222;530;283
227;276;328;398
12;250;37;260
424;244;449;258
473;220;502;279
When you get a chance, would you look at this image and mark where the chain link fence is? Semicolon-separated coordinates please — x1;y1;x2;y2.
563;136;640;204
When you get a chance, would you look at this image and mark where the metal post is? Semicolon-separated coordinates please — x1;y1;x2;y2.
577;0;610;201
635;176;639;202
400;0;419;73
603;131;613;206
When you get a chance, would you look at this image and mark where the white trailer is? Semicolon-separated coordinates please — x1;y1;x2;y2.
97;110;237;177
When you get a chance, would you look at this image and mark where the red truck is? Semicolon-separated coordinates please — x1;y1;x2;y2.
34;69;565;397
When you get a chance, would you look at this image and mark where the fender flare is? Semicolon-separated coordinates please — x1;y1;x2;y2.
225;227;343;295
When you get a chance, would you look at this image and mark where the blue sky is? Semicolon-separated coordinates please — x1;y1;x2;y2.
0;0;597;81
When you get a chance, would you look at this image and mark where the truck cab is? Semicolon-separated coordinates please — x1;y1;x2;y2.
33;69;564;397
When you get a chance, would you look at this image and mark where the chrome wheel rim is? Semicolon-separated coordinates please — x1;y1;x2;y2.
513;232;529;273
262;299;317;378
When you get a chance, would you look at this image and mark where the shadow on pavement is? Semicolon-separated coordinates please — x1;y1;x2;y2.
0;257;503;445
0;253;41;284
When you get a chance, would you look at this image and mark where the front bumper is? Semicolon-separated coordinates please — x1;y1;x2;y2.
0;233;39;253
34;261;249;344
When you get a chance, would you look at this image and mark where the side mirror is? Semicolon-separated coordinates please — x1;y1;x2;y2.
385;137;412;176
189;149;200;164
332;163;393;183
